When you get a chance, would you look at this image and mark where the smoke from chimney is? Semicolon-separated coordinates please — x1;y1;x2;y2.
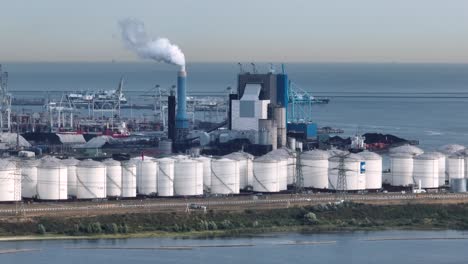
118;18;185;69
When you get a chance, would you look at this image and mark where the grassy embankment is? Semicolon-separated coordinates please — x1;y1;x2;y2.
2;202;468;240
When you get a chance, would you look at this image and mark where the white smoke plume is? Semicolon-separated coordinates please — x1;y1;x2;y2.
118;18;185;68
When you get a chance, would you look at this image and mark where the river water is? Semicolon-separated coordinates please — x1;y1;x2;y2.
1;230;468;263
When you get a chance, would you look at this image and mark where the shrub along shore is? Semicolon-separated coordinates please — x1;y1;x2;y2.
2;202;468;239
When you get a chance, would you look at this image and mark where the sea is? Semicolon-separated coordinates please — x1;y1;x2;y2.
4;62;468;151
2;230;468;263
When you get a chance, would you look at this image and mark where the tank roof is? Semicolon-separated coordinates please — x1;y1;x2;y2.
414;152;440;160
224;151;254;160
329;153;361;162
255;155;280;162
102;159;121;166
39;158;66;169
21;159;41;167
61;157;80;166
302;149;329;160
389;145;424;156
438;144;465;155
78;159;105;168
157;157;175;163
390;152;414;158
213;158;235;163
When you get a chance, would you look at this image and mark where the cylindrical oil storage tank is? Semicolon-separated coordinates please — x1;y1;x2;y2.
301;150;329;189
223;152;254;190
37;159;67;200
413;152;440;189
103;159;122;197
432;152;446;186
157;157;175;197
159;140;173;155
252;156;279;192
438;144;465;182
61;158;80;197
329;153;365;191
263;154;288;191
265;148;295;189
358;151;382;190
448;154;465;182
390;153;415;186
174;159;203;196
194;156;211;192
121;161;137;198
0;160;21;202
136;158;158;196
76;159;107;199
210;158;240;194
21;159;40;199
451;178;467;193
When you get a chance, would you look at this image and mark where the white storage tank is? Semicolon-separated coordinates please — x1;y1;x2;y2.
121;161;137;198
21;159;40;199
61;157;80;197
390;153;415;187
194;156;211;191
136;158;158;196
413;152;440;189
103;159;122;197
223;152;254;189
265;148;294;190
0;160;21;202
432;152;446;186
76;159;107;199
252;156;279;192
358;151;382;190
174;159;203;196
157;157;175;197
301;150;329;189
329;153;366;191
37;158;68;200
438;144;465;182
447;154;464;182
210;158;240;194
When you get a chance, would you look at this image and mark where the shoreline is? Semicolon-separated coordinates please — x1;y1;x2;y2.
2;203;468;242
0;226;457;242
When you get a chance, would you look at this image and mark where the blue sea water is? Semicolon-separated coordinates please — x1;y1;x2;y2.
2;231;468;264
3;62;468;150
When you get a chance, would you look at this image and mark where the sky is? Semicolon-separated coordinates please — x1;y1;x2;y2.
0;0;467;63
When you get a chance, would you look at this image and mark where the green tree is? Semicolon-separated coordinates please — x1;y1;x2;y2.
304;212;319;225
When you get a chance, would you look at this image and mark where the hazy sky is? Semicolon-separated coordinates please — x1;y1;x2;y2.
1;0;467;63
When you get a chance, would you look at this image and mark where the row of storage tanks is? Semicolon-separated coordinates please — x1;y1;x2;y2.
0;153;263;202
0;147;382;202
387;144;468;190
3;144;468;202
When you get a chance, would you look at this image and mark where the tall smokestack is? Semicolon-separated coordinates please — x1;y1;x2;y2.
175;67;188;140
